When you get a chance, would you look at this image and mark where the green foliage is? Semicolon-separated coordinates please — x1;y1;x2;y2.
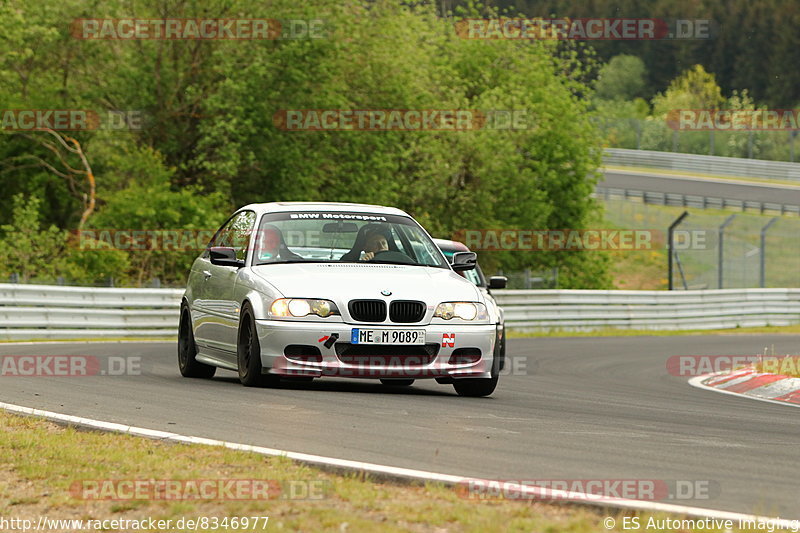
0;194;132;285
651;65;724;117
88;179;228;285
459;0;800;108
594;55;647;102
0;194;66;283
0;0;611;288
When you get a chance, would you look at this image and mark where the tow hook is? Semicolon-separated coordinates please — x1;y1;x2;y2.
323;333;339;349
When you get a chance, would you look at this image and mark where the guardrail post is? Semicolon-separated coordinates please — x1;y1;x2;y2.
718;214;737;289
668;211;689;290
760;218;778;288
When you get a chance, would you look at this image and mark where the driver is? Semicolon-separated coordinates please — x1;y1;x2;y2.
360;229;389;261
339;223;393;262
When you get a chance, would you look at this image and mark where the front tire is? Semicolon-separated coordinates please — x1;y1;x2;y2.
178;305;216;379
453;346;499;398
237;305;276;387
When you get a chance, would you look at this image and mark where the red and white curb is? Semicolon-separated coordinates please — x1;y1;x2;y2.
689;369;800;408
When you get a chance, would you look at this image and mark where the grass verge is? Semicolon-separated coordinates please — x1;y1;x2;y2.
0;411;774;532
509;324;800;338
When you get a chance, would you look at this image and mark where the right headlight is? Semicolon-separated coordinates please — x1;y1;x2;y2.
434;302;488;321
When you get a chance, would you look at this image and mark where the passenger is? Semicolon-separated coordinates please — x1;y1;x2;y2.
256;224;303;262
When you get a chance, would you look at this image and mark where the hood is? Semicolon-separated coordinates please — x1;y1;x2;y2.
250;262;481;305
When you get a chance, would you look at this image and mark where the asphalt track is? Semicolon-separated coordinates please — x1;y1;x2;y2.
1;335;799;518
600;170;800;208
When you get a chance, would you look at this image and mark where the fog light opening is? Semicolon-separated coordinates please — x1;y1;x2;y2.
284;345;323;363
448;348;481;365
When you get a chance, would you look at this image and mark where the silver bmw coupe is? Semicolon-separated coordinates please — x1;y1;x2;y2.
179;202;500;396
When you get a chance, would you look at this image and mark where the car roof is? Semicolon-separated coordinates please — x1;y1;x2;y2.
433;238;470;253
239;202;410;217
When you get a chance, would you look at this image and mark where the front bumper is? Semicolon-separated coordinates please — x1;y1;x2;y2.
255;320;496;380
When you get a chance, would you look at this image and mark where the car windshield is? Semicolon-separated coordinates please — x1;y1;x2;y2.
252;211;450;268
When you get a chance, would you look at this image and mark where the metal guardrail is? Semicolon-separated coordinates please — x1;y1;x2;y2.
494;288;800;331
595;186;800;216
0;284;183;340
2;284;800;338
604;148;800;182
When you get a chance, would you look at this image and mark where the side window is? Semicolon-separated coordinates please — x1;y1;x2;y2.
208;211;256;261
463;269;481;286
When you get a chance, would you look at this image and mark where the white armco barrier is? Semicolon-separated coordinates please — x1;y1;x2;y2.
494;288;800;331
0;284;183;340
604;148;800;181
1;284;799;339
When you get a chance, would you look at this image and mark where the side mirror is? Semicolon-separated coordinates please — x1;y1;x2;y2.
451;251;477;272
488;276;507;289
209;246;245;268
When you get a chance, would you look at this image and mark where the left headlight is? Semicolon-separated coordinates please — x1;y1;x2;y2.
433;302;488;321
269;298;340;318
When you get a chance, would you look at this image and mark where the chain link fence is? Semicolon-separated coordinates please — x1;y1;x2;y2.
602;197;800;289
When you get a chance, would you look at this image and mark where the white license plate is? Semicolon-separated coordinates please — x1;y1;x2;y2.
350;328;425;345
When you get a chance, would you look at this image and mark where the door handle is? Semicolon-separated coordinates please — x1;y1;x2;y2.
202;270;212;279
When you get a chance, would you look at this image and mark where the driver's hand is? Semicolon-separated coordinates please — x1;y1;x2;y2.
360;252;375;261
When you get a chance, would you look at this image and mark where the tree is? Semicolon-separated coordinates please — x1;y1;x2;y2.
595;55;647;102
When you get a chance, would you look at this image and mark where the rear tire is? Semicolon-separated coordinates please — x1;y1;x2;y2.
380;379;415;387
237;305;277;387
498;327;506;371
178;305;216;379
